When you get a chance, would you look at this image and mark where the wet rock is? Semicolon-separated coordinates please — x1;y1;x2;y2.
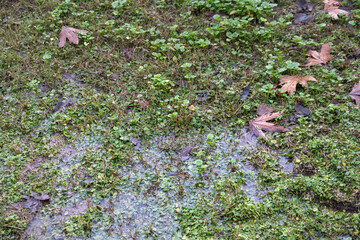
295;103;310;116
63;200;89;217
296;0;313;13
52;97;75;113
294;13;314;24
294;0;314;24
240;84;251;101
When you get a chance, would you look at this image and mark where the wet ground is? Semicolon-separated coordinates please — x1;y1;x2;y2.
20;128;293;239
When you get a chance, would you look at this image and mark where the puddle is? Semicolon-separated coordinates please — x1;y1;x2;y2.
21;135;101;240
53;136;101;175
21;128;291;239
337;235;352;240
92;192;180;239
279;156;293;174
21;194;89;240
128;128;264;203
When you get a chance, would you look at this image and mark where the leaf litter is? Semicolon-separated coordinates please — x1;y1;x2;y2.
324;0;350;19
249;109;289;140
279;75;317;95
58;26;88;48
349;81;360;105
304;43;331;66
256;103;275;116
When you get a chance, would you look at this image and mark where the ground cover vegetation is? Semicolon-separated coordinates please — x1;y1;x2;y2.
0;0;360;239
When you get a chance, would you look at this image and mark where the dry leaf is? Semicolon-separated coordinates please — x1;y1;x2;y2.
257;103;275;116
304;43;331;66
58;26;88;48
279;75;317;95
349;81;360;105
249;110;289;140
324;0;350;19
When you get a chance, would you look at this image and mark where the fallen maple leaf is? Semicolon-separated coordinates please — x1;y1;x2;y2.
249;110;289;140
256;103;275;116
324;0;350;19
58;26;88;48
304;43;331;66
279;75;317;95
349;81;360;105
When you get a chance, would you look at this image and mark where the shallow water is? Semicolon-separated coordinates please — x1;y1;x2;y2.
21;128;290;239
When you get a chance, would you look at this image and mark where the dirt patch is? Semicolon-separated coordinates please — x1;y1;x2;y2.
293;162;318;176
19;157;45;181
323;189;360;212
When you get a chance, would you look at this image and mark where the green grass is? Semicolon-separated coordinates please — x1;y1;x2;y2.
1;0;360;239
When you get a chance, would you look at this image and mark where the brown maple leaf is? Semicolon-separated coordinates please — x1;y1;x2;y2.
256;103;275;116
249;110;289;140
304;43;331;66
324;0;350;19
349;81;360;105
279;75;317;95
58;26;88;48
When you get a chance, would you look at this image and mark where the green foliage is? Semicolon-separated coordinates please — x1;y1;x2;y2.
1;0;360;239
188;0;276;20
147;74;174;93
111;0;129;15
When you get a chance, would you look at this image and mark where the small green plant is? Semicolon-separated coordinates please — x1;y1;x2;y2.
195;159;208;176
111;0;129;15
188;0;276;21
148;74;174;93
206;133;216;147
